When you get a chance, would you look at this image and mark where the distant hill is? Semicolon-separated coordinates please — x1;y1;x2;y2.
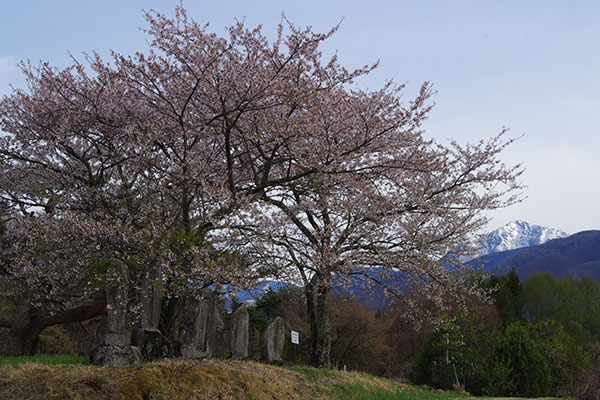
469;230;600;281
230;223;598;307
225;280;296;307
227;273;403;310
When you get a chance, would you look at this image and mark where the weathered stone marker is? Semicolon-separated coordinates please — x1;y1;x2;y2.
260;316;285;362
179;288;224;359
206;296;224;357
132;261;172;361
105;258;129;334
140;261;162;331
90;259;142;366
229;304;249;359
179;294;206;359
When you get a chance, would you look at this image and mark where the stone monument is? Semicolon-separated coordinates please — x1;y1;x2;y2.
90;259;142;365
179;288;224;359
260;316;285;362
229;304;249;359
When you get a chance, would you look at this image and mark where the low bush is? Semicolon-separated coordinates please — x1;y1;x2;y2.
410;320;567;397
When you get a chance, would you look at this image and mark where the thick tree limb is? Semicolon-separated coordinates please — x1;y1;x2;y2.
41;298;107;328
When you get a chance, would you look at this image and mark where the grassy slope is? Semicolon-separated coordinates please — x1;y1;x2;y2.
0;358;559;400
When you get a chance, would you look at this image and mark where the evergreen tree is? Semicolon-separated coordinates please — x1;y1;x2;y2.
488;268;523;326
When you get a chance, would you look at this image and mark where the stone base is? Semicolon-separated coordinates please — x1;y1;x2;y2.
90;345;142;366
180;344;209;360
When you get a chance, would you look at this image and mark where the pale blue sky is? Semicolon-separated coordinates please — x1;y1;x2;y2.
1;1;599;234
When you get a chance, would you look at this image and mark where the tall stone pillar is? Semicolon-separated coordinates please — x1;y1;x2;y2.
261;316;284;362
229;304;249;359
179;288;224;359
90;259;141;365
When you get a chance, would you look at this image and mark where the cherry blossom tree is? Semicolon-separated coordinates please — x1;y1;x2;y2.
216;88;524;367
0;6;523;362
0;6;384;354
94;7;383;336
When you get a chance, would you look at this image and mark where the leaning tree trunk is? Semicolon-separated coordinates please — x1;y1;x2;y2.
306;276;332;368
0;315;44;356
0;298;106;356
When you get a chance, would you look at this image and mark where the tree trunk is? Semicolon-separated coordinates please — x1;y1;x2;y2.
0;299;106;356
0;318;44;356
305;281;318;364
307;277;332;368
159;296;186;338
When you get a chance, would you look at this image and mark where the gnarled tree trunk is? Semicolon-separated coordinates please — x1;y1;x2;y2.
0;298;106;356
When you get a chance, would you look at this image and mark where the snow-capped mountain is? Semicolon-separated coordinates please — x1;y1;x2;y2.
474;220;567;257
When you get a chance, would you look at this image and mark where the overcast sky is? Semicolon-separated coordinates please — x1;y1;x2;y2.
1;1;598;234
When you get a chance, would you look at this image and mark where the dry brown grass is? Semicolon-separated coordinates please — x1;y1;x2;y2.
0;359;341;400
0;359;558;400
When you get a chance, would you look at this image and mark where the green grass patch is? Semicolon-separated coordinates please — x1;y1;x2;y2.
288;364;336;380
0;355;89;366
329;382;467;400
287;364;469;399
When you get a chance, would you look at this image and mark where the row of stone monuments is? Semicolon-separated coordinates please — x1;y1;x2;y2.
90;259;286;366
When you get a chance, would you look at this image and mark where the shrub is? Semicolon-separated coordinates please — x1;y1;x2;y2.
527;320;590;397
409;315;505;394
410;320;553;397
495;323;552;397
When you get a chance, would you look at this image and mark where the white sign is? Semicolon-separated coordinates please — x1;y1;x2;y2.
291;330;299;345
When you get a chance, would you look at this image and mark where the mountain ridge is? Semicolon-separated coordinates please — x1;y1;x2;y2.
230;221;598;308
473;220;567;257
470;229;600;281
